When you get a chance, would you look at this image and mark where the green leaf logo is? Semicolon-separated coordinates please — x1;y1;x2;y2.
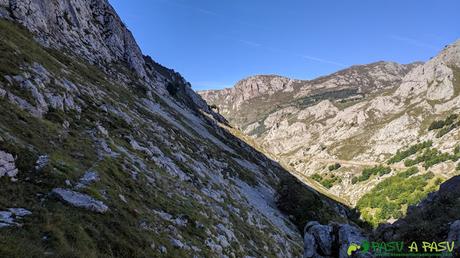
347;243;361;256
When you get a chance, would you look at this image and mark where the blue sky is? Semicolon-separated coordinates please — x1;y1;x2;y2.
109;0;460;90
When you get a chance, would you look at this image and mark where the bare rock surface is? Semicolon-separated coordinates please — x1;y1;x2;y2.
0;150;18;179
0;208;32;228
303;221;370;258
51;188;109;213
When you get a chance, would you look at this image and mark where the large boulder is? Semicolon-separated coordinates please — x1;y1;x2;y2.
438;176;460;200
303;221;371;258
51;188;108;213
0;150;18;179
338;224;369;258
303;232;318;258
448;220;460;242
448;220;460;256
310;224;333;256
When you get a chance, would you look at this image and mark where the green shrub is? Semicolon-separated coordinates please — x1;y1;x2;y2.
357;165;391;182
351;176;358;184
357;170;442;227
328;163;341;171
428;114;458;131
387;141;432;164
428;120;445;131
321;179;335;189
403;147;458;169
311;173;323;182
399;167;419;178
310;173;340;189
436;122;460;138
427;114;460;137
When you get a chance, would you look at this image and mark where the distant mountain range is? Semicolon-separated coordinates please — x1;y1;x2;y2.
199;39;460;255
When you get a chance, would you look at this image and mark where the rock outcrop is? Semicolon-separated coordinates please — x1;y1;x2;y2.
448;220;460;245
0;0;147;79
303;221;370;258
0;150;18;179
0;208;32;228
0;0;220;121
51;188;109;213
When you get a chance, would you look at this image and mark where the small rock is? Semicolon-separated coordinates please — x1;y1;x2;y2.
304;221;320;235
0;88;6;98
217;235;230;248
96;124;109;137
159;245;167;253
0;211;14;225
310;224;333;256
75;171;100;189
63;120;70;129
35;155;49;171
0;208;32;227
205;238;223;253
171;238;185;249
119;194;127;203
0;223;11;228
8;208;32;217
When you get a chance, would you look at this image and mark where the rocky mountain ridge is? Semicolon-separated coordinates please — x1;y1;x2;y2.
199;40;460;211
199;61;419;129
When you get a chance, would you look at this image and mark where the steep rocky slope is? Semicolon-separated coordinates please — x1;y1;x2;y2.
199;41;460;221
0;1;359;257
